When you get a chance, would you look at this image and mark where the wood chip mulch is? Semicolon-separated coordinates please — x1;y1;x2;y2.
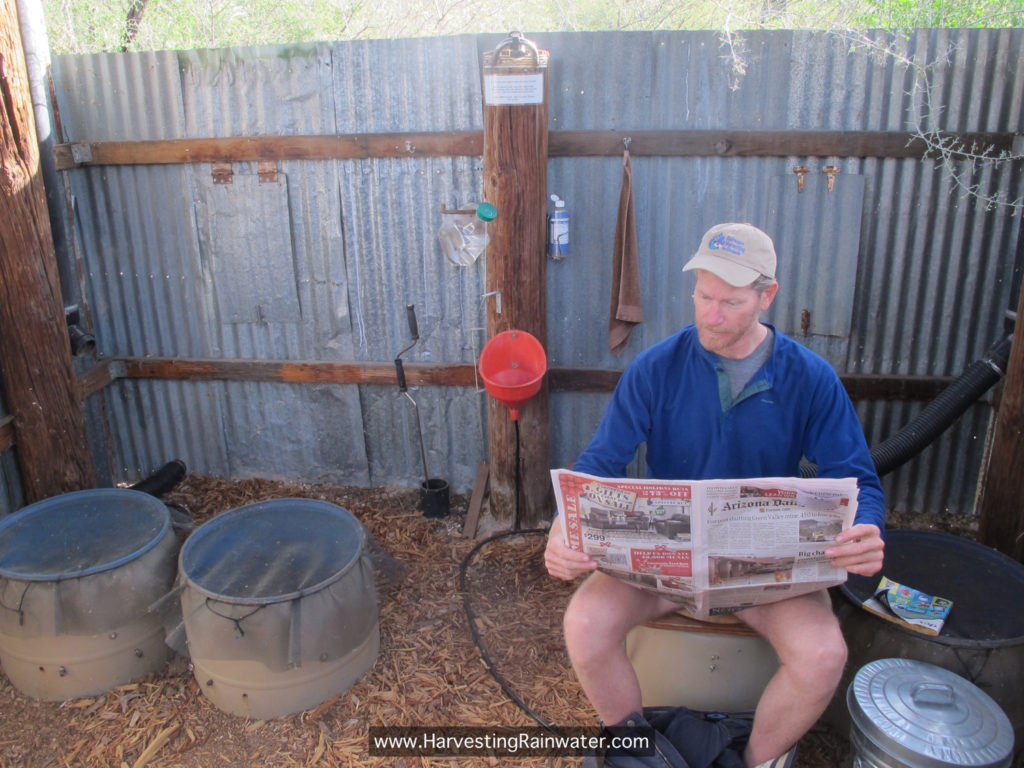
0;475;595;768
5;474;985;767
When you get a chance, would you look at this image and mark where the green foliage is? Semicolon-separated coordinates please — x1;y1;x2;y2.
40;0;1024;55
854;0;1024;28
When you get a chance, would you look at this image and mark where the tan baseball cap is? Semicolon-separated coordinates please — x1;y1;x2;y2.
682;223;777;287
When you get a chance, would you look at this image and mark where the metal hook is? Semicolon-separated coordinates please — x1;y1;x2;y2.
623;136;632;151
823;166;840;192
481;290;502;315
793;165;809;193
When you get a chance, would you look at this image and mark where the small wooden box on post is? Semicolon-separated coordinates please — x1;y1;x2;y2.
480;33;552;529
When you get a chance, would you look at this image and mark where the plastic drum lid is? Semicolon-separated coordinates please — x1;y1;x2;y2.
179;498;365;605
0;489;170;580
848;658;1014;768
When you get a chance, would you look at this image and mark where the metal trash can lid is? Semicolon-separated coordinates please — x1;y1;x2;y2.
847;658;1014;768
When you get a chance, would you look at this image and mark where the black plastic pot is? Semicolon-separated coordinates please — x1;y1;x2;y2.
420;478;450;518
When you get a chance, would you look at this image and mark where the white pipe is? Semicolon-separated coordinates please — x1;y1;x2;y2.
15;0;53;144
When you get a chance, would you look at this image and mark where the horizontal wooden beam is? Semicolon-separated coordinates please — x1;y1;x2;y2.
549;130;1016;159
6;362;970;429
841;373;957;401
121;357;479;388
53;129;1017;170
53;131;484;170
0;365;117;454
4;358;955;460
76;361;120;400
109;356;955;401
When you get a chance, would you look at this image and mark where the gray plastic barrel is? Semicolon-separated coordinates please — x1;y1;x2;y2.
0;489;178;700
847;658;1014;768
179;498;379;719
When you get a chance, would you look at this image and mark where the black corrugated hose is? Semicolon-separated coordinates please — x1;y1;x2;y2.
869;335;1012;476
802;333;1013;478
129;459;188;496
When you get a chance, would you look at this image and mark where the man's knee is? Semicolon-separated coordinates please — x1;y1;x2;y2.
814;628;848;675
563;583;624;651
787;624;847;688
562;592;599;649
562;575;668;654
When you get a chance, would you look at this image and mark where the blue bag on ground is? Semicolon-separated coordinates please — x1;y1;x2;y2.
582;706;756;768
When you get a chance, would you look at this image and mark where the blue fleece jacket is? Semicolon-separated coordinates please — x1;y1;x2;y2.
572;324;886;532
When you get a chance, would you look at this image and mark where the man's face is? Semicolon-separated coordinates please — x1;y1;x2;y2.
692;270;777;359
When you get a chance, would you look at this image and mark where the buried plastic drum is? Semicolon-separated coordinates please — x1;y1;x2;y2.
0;489;178;700
178;498;379;719
829;530;1024;752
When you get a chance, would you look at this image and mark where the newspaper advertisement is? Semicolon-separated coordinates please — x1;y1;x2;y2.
551;469;858;619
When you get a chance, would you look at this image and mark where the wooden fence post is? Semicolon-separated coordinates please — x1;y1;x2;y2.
0;0;94;501
977;278;1024;563
481;34;551;529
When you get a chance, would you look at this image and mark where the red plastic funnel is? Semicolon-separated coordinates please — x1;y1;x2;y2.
479;330;547;421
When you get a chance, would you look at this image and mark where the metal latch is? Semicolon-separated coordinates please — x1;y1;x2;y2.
211;162;233;184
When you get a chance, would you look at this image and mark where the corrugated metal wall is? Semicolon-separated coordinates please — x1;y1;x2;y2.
5;28;1017;518
0;391;22;517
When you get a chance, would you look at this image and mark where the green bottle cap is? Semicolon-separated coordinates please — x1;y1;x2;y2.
476;202;497;221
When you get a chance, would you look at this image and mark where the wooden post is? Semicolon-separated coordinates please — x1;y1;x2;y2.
481;34;551;529
977;278;1024;563
0;0;94;501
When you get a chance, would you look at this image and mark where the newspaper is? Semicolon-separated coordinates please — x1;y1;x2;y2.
551;469;859;619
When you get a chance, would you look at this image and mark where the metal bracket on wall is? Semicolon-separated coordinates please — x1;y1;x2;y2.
258;161;278;184
482;290;502;315
211;162;233;184
70;143;93;165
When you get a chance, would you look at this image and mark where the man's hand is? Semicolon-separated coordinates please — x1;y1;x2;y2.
544;515;599;581
826;523;884;576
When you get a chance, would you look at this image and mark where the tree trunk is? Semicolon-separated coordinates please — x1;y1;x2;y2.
0;0;95;501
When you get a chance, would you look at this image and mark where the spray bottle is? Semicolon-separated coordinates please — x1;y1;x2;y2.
548;194;569;259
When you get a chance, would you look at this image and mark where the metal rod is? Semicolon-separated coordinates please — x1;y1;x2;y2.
404;391;430;484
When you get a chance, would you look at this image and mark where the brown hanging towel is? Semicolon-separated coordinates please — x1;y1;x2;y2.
608;145;643;355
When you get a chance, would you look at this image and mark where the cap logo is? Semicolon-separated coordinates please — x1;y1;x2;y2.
709;232;746;257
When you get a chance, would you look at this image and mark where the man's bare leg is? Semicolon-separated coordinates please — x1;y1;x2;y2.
735;590;847;767
563;571;681;725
